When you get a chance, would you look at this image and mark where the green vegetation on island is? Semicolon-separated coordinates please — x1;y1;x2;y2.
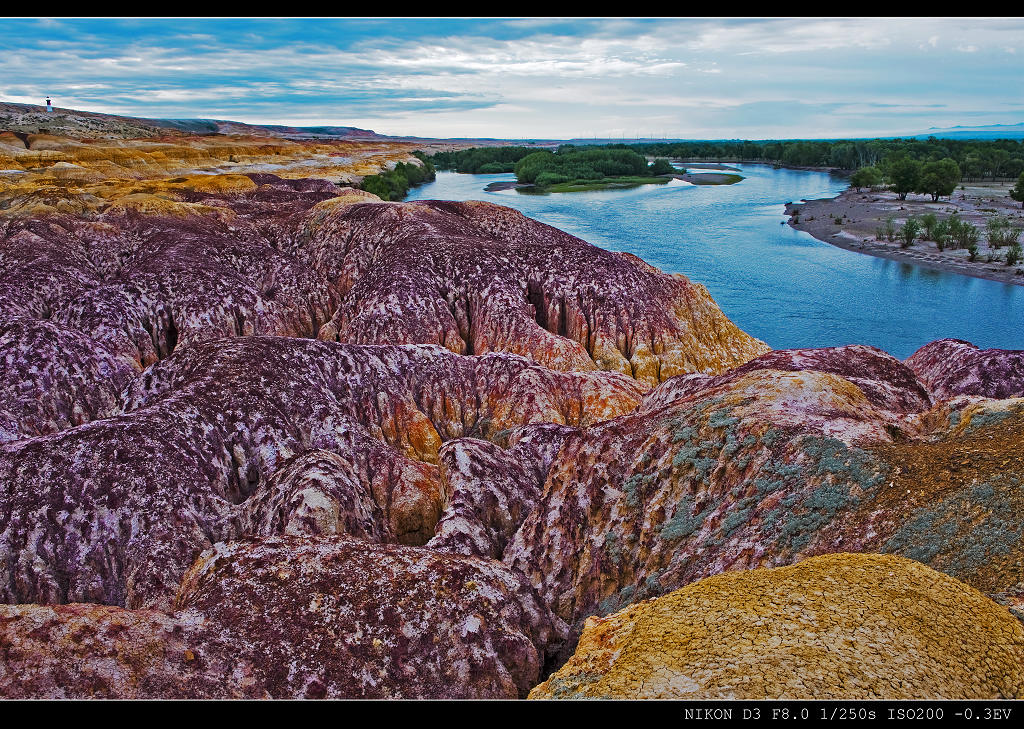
432;145;701;192
513;147;666;190
359;151;436;201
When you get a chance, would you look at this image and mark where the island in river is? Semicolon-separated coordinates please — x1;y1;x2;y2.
484;165;744;194
442;145;746;194
787;179;1024;286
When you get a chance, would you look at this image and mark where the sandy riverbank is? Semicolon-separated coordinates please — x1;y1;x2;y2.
786;181;1024;286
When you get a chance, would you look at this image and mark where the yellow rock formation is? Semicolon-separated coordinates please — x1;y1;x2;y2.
0;132;422;217
530;553;1024;699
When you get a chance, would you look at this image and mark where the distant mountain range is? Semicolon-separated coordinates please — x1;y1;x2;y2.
905;122;1024;140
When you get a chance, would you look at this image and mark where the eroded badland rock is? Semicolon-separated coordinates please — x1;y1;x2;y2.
307;199;769;384
0;337;641;610
1;133;1023;699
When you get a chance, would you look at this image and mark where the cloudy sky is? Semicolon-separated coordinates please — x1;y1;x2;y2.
1;17;1022;139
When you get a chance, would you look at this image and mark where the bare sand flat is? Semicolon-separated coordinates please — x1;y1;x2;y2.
787;182;1024;286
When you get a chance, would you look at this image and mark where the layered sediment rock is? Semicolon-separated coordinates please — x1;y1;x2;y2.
530;553;1024;699
0;128;421;216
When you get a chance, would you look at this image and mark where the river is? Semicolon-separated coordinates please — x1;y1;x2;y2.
404;166;1024;359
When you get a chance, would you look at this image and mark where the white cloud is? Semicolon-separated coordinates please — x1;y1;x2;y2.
2;18;1023;139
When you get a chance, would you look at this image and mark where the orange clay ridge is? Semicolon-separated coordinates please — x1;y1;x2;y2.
0;120;1022;698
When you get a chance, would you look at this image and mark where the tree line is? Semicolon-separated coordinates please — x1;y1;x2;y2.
430;146;541;174
849;156;964;201
583;138;1024;180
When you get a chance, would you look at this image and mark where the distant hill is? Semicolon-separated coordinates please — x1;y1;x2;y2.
905;123;1024;140
0;102;546;148
0;102;386;140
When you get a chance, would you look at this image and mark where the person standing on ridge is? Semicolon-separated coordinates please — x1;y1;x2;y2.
45;97;52;112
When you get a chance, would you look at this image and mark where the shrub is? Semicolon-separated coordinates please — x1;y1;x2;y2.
986;216;1022;249
932;219;950;251
534;171;571;187
920;212;938;240
899;217;921;248
945;213;980;250
883;217;897;242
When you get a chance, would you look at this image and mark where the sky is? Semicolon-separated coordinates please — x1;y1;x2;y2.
1;17;1022;140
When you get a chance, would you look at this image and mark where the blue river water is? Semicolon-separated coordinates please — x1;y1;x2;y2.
405;166;1024;359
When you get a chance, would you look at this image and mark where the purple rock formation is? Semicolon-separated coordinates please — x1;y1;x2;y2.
0;317;134;442
304;199;767;383
907;338;1024;400
3;176;1023;699
428;423;577;560
0;336;640;610
0;536;565;699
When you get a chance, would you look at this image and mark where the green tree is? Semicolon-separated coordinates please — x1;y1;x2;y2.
916;158;961;201
887;157;922;200
850;166;882;191
648;158;675;175
1011;171;1024;208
